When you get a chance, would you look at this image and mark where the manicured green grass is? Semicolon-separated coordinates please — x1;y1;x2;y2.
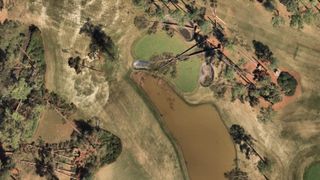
133;32;201;92
304;162;320;180
134;32;190;60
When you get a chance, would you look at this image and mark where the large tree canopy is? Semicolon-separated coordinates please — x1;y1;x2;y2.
252;40;273;61
277;71;298;96
80;21;118;61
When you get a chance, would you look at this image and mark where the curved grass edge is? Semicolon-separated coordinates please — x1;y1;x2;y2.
131;32;202;93
303;161;320;180
288;145;320;180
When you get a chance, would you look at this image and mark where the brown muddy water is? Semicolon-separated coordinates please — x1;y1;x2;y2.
132;72;236;180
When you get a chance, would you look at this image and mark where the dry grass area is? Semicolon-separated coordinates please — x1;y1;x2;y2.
3;0;320;179
6;0;186;179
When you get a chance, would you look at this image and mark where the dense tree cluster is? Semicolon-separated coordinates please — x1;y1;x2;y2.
3;119;121;179
132;0;213;35
34;141;58;180
0;21;46;149
279;0;320;29
253;0;320;29
0;144;14;178
0;21;76;150
44;91;76;116
279;0;300;12
222;66;282;107
72;120;122;178
247;84;260;107
252;40;278;70
229;124;255;159
230;124;267;166
259;82;282;104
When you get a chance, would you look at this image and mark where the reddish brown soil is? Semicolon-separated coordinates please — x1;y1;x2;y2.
243;59;302;110
0;9;8;23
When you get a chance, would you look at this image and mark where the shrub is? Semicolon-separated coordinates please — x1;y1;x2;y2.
210;83;227;99
259;83;282;104
134;16;149;30
279;0;299;12
272;15;285;27
290;13;304;29
277;72;297;96
224;66;235;81
257;158;272;173
257;106;275;122
231;83;247;102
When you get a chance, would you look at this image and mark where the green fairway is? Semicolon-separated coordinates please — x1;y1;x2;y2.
304;162;320;180
133;32;201;93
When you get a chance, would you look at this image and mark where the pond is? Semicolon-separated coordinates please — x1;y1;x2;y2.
132;72;236;180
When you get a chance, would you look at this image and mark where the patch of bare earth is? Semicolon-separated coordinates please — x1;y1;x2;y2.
0;9;7;23
33;109;73;143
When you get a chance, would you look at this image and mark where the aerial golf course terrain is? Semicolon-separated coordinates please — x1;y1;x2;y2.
0;0;320;180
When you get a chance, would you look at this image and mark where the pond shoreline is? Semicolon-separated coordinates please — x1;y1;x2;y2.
130;71;236;180
125;71;190;180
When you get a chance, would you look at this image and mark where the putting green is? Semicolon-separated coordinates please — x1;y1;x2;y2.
304;162;320;180
133;32;201;93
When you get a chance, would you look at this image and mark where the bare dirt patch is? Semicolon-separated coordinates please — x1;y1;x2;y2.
33;108;73;143
0;9;7;23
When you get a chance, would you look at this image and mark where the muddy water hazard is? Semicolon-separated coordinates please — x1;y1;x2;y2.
132;72;235;180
